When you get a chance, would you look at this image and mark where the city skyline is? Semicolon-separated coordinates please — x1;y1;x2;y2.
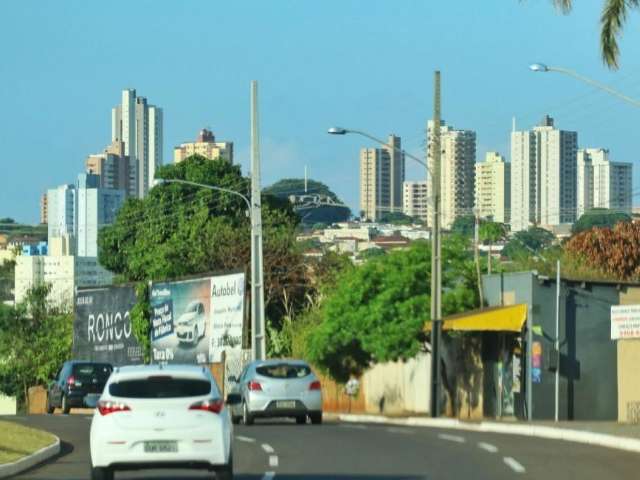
4;1;640;223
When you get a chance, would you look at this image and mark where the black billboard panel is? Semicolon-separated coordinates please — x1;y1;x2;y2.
73;286;143;365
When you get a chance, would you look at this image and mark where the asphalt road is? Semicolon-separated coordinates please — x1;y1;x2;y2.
4;414;640;479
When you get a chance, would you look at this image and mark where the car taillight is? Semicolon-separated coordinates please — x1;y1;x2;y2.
97;400;131;416
189;398;224;414
66;375;75;385
309;380;321;391
248;381;262;391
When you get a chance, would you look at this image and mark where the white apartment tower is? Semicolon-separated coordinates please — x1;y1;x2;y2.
403;181;428;221
427;120;476;229
359;135;405;221
112;89;163;199
475;152;511;224
577;148;632;218
510;116;578;232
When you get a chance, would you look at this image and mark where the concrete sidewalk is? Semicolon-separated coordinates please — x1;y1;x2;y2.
328;413;640;453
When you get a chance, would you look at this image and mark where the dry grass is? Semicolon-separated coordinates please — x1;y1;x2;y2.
0;420;56;464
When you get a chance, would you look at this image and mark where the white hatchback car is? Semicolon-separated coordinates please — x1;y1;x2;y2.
89;364;233;480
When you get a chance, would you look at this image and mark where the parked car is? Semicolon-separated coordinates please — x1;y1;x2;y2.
47;361;113;414
175;300;206;345
89;364;234;480
228;359;322;425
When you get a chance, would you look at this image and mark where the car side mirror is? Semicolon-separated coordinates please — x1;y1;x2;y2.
228;375;237;383
225;393;241;405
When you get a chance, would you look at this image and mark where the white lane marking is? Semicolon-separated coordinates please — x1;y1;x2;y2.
269;455;279;467
262;472;276;480
262;443;275;454
387;427;415;435
478;442;498;453
438;433;466;443
340;424;368;430
503;457;526;474
236;435;256;443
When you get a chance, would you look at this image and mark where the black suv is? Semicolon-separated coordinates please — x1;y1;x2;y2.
47;361;113;414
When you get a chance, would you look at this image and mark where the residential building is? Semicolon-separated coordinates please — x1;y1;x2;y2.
360;135;405;221
174;129;233;164
47;184;75;240
75;173;126;257
403;181;428;221
40;193;48;225
112;89;163;199
15;255;113;307
427;120;476;229
510;116;578;232
577;148;632;218
475;152;511;223
22;241;47;256
86;140;134;197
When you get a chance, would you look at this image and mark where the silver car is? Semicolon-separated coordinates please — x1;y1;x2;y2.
227;359;323;425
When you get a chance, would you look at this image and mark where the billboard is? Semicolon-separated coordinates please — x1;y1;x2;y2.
611;305;640;339
73;286;143;365
150;272;245;364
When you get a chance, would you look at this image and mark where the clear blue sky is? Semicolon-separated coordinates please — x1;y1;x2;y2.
2;0;640;223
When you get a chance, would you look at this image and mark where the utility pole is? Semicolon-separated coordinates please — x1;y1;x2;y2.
554;259;561;422
430;71;442;418
250;80;266;361
474;208;483;307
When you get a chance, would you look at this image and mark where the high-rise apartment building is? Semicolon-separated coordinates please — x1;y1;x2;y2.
86;140;134;197
427;120;476;229
112;89;163;199
40;193;48;225
510;116;578;232
403;181;428;221
475;152;511;223
174;129;234;163
577;148;632;218
75;173;126;257
359;135;405;221
47;184;75;240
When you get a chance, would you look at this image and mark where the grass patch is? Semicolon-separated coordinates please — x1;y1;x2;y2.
0;420;56;464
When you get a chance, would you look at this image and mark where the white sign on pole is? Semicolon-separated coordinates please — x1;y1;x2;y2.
611;305;640;340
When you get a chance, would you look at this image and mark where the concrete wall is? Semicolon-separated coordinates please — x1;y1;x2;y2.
363;352;430;415
0;394;16;415
617;287;640;423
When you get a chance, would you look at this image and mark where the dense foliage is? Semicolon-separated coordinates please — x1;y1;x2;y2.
572;208;631;234
502;227;555;259
264;178;341;202
305;238;478;382
0;285;72;408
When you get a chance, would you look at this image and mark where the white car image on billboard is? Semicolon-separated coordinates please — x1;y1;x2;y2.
175;300;206;345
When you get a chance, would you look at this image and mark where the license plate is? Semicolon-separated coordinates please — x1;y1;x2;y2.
144;441;178;453
276;400;296;409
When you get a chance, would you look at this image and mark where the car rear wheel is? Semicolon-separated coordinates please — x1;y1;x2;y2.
216;451;233;480
46;395;55;414
61;394;71;415
310;412;323;425
91;466;113;480
295;415;306;424
242;401;254;426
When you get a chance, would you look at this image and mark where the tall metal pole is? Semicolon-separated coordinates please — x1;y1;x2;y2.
474;208;483;307
250;80;266;361
429;71;442;417
554;259;561;422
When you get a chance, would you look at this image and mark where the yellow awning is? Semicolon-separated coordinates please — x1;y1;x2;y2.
425;304;528;332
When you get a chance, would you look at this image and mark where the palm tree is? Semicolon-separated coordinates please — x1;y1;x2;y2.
551;0;639;69
479;222;507;274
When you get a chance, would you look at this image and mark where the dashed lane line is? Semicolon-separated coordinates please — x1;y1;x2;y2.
438;433;466;443
387;427;415;435
262;472;276;480
236;435;256;443
262;443;275;454
340;424;368;430
478;442;498;453
503;457;526;474
269;455;279;468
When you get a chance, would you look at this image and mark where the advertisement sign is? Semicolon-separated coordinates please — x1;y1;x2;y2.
611;305;640;340
150;272;245;364
73;286;143;366
532;341;542;384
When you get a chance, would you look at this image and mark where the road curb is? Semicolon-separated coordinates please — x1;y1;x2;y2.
335;414;640;454
0;436;61;479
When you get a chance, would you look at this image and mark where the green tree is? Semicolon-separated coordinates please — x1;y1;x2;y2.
479;222;508;273
0;285;72;409
502;227;555;260
306;238;478;382
0;218;15;224
99;155;310;348
378;212;415;225
451;215;476;237
572;208;631;234
547;0;638;69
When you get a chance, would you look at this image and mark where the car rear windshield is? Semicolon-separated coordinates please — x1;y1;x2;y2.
109;377;212;398
256;364;311;379
72;364;112;382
